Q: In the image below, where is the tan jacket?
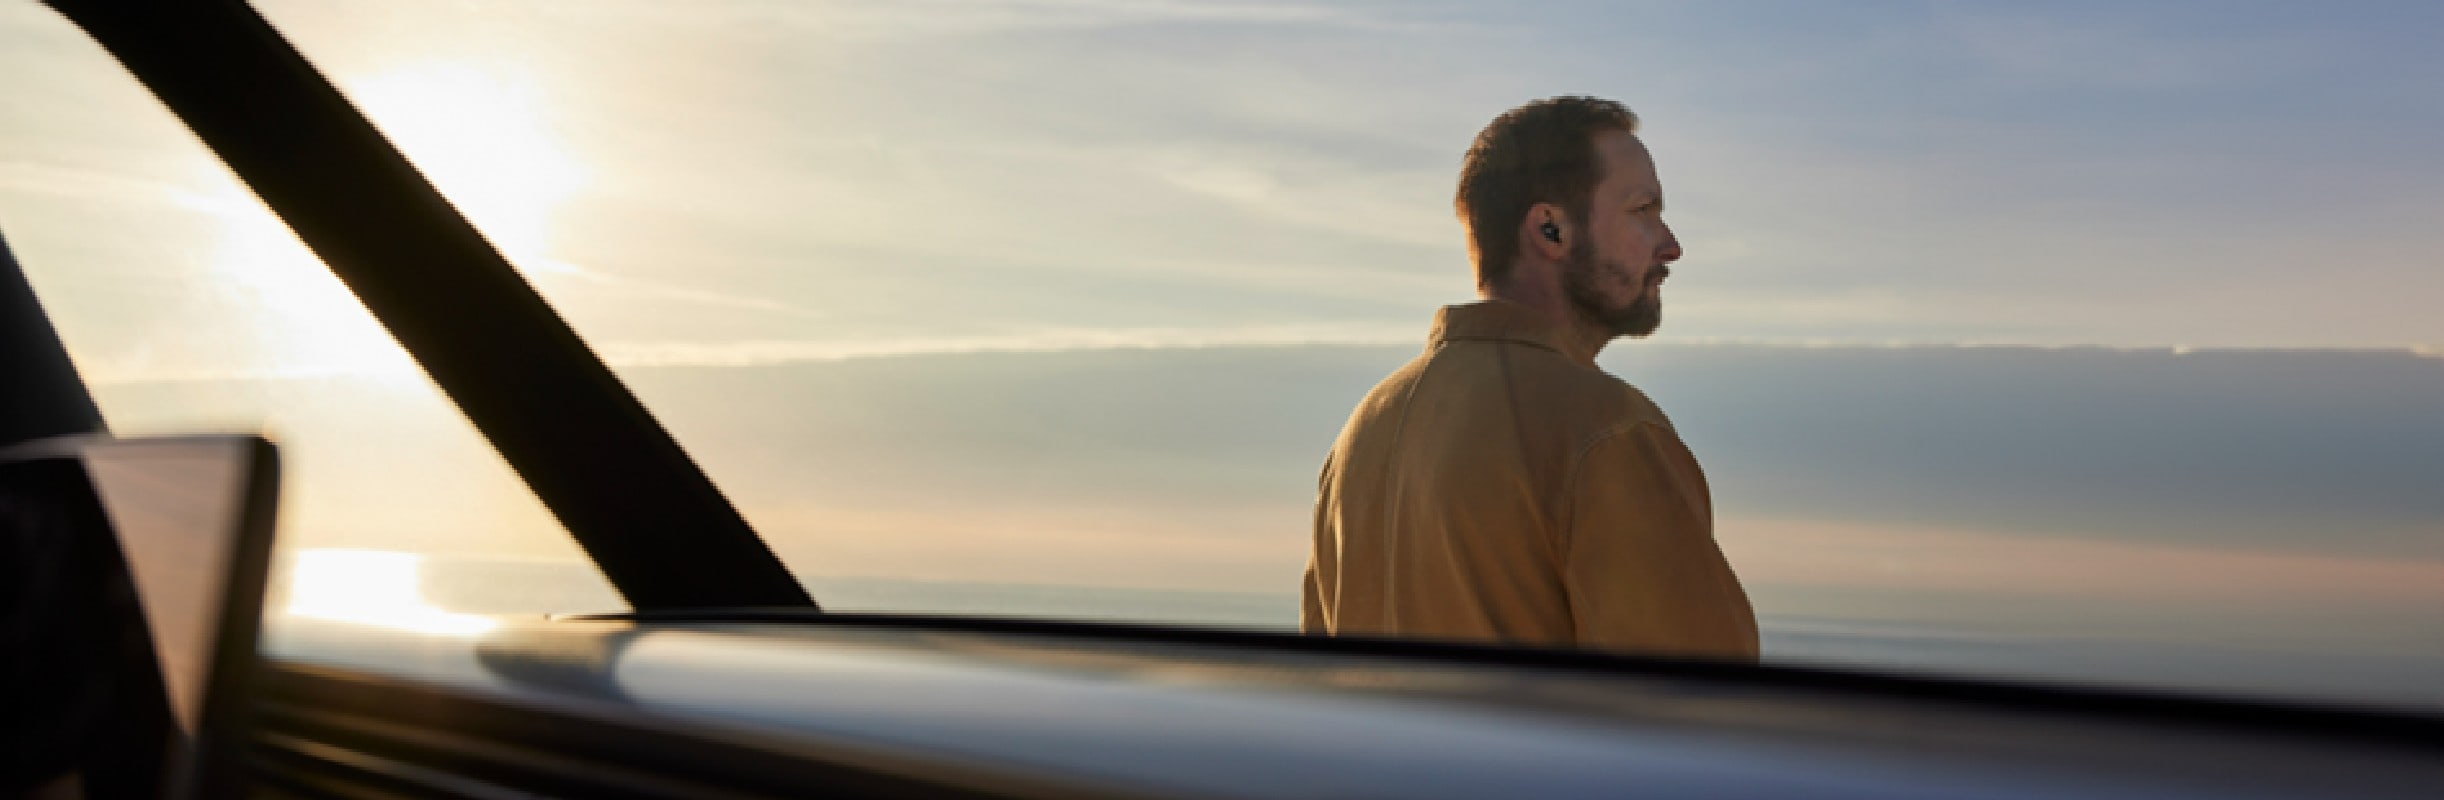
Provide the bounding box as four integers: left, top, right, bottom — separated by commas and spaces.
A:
1302, 300, 1758, 660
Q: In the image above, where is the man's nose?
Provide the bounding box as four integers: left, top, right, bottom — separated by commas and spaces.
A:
1658, 224, 1683, 263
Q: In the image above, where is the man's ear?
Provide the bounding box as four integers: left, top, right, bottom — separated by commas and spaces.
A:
1520, 202, 1569, 262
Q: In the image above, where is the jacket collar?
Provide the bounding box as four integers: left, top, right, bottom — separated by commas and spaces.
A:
1427, 299, 1591, 364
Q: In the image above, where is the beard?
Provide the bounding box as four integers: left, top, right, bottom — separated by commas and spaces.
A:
1561, 237, 1663, 338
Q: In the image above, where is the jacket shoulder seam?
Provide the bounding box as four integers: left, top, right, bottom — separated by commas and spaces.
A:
1555, 420, 1670, 553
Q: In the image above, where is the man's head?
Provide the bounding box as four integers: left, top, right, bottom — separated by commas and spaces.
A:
1456, 96, 1683, 338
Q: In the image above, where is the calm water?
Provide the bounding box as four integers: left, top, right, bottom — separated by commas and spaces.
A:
251, 343, 2443, 713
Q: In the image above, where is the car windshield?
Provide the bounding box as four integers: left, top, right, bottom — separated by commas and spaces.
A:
5, 1, 2438, 712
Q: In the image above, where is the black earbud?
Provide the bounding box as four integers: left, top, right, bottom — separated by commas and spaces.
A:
1539, 219, 1562, 243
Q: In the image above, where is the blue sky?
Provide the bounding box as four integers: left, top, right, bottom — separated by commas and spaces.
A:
6, 0, 2440, 385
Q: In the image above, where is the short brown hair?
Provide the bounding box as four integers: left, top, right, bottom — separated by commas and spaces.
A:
1454, 96, 1640, 287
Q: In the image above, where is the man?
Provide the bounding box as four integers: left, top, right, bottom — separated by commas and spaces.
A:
1300, 96, 1757, 661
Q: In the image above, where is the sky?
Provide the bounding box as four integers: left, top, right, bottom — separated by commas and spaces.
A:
10, 1, 2441, 373
1, 2, 2439, 703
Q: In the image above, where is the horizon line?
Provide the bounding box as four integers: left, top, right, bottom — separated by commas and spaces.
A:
75, 328, 2441, 385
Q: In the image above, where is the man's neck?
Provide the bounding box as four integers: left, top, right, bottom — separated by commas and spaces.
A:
1482, 280, 1611, 367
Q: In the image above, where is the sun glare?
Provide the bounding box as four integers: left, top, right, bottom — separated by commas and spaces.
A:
175, 60, 588, 382
284, 548, 497, 636
343, 61, 587, 273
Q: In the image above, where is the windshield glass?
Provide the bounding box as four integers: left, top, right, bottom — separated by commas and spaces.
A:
9, 1, 2437, 711
0, 2, 621, 627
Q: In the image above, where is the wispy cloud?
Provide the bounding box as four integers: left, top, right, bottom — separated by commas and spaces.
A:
596, 323, 1415, 368
74, 330, 2436, 385
593, 0, 1436, 41
74, 357, 421, 387
0, 160, 217, 207
1137, 144, 1453, 249
539, 261, 826, 318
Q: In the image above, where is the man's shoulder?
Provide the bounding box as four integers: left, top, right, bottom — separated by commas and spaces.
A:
1334, 339, 1676, 454
1496, 342, 1673, 431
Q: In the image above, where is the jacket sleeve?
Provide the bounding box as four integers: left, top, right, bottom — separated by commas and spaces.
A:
1301, 453, 1336, 635
1300, 563, 1326, 634
1561, 423, 1759, 661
